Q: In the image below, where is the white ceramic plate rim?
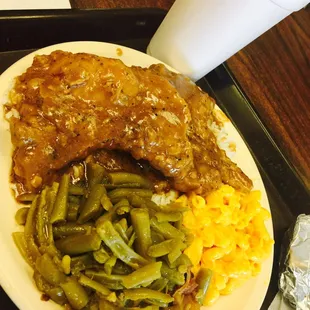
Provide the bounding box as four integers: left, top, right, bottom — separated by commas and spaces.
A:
0, 41, 274, 310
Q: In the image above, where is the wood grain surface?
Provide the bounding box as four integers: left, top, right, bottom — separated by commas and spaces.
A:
226, 8, 310, 188
70, 0, 174, 10
71, 0, 310, 188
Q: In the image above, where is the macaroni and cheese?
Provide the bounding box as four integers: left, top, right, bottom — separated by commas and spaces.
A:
181, 185, 273, 306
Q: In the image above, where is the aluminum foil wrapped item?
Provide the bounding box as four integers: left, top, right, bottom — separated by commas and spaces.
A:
269, 214, 310, 310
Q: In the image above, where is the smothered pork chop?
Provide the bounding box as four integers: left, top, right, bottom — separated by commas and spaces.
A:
5, 51, 252, 195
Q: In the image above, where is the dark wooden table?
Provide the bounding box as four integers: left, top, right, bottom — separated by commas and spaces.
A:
71, 0, 310, 189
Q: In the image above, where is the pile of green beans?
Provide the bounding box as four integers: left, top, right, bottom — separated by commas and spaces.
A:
13, 162, 212, 309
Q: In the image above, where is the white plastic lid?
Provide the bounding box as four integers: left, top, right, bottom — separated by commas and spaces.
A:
271, 0, 309, 11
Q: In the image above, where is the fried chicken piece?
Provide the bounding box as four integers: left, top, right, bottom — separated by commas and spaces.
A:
6, 51, 252, 194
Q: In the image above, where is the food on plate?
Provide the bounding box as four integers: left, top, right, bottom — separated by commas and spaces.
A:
182, 186, 273, 305
13, 163, 211, 310
4, 50, 273, 309
5, 50, 252, 198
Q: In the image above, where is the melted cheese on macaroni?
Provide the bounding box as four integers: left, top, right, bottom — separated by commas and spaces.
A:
181, 185, 273, 306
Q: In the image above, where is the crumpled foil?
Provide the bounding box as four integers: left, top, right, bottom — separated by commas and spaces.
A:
277, 214, 310, 310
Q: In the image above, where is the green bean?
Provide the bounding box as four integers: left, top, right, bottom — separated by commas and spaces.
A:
126, 307, 159, 310
55, 231, 101, 255
167, 239, 186, 264
126, 226, 134, 239
114, 199, 130, 215
105, 183, 142, 190
118, 218, 128, 231
79, 274, 111, 296
44, 186, 57, 246
86, 272, 123, 287
195, 268, 213, 305
150, 231, 165, 245
24, 197, 38, 236
166, 281, 176, 293
93, 246, 110, 264
130, 208, 153, 259
53, 223, 92, 239
147, 240, 173, 258
17, 193, 36, 202
174, 214, 183, 230
78, 184, 106, 224
127, 232, 136, 248
128, 195, 156, 209
71, 254, 95, 274
24, 196, 41, 266
13, 160, 197, 309
87, 162, 107, 189
161, 262, 185, 286
122, 288, 174, 304
116, 206, 131, 215
96, 198, 120, 227
150, 218, 185, 240
35, 253, 66, 285
46, 287, 67, 305
108, 188, 152, 204
98, 299, 119, 310
50, 174, 70, 224
96, 220, 148, 269
15, 207, 29, 225
114, 222, 129, 243
156, 201, 189, 213
112, 261, 133, 275
149, 278, 169, 292
60, 277, 89, 310
71, 253, 93, 265
122, 262, 162, 289
36, 188, 49, 246
101, 193, 113, 211
39, 244, 62, 261
168, 254, 192, 269
67, 203, 80, 222
108, 172, 152, 189
155, 212, 182, 223
130, 196, 188, 213
184, 232, 195, 247
69, 185, 85, 195
178, 265, 188, 274
46, 224, 54, 247
47, 182, 60, 216
85, 270, 124, 290
168, 249, 182, 265
69, 196, 80, 204
12, 232, 32, 266
33, 271, 53, 292
145, 299, 169, 308
104, 255, 117, 275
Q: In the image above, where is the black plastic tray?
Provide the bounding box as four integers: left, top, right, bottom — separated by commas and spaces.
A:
0, 9, 309, 310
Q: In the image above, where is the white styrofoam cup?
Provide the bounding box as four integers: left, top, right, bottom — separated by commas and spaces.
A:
147, 0, 308, 81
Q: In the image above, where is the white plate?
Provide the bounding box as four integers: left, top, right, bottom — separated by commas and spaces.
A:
0, 41, 274, 310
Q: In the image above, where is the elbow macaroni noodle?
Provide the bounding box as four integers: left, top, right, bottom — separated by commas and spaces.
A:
180, 185, 273, 306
